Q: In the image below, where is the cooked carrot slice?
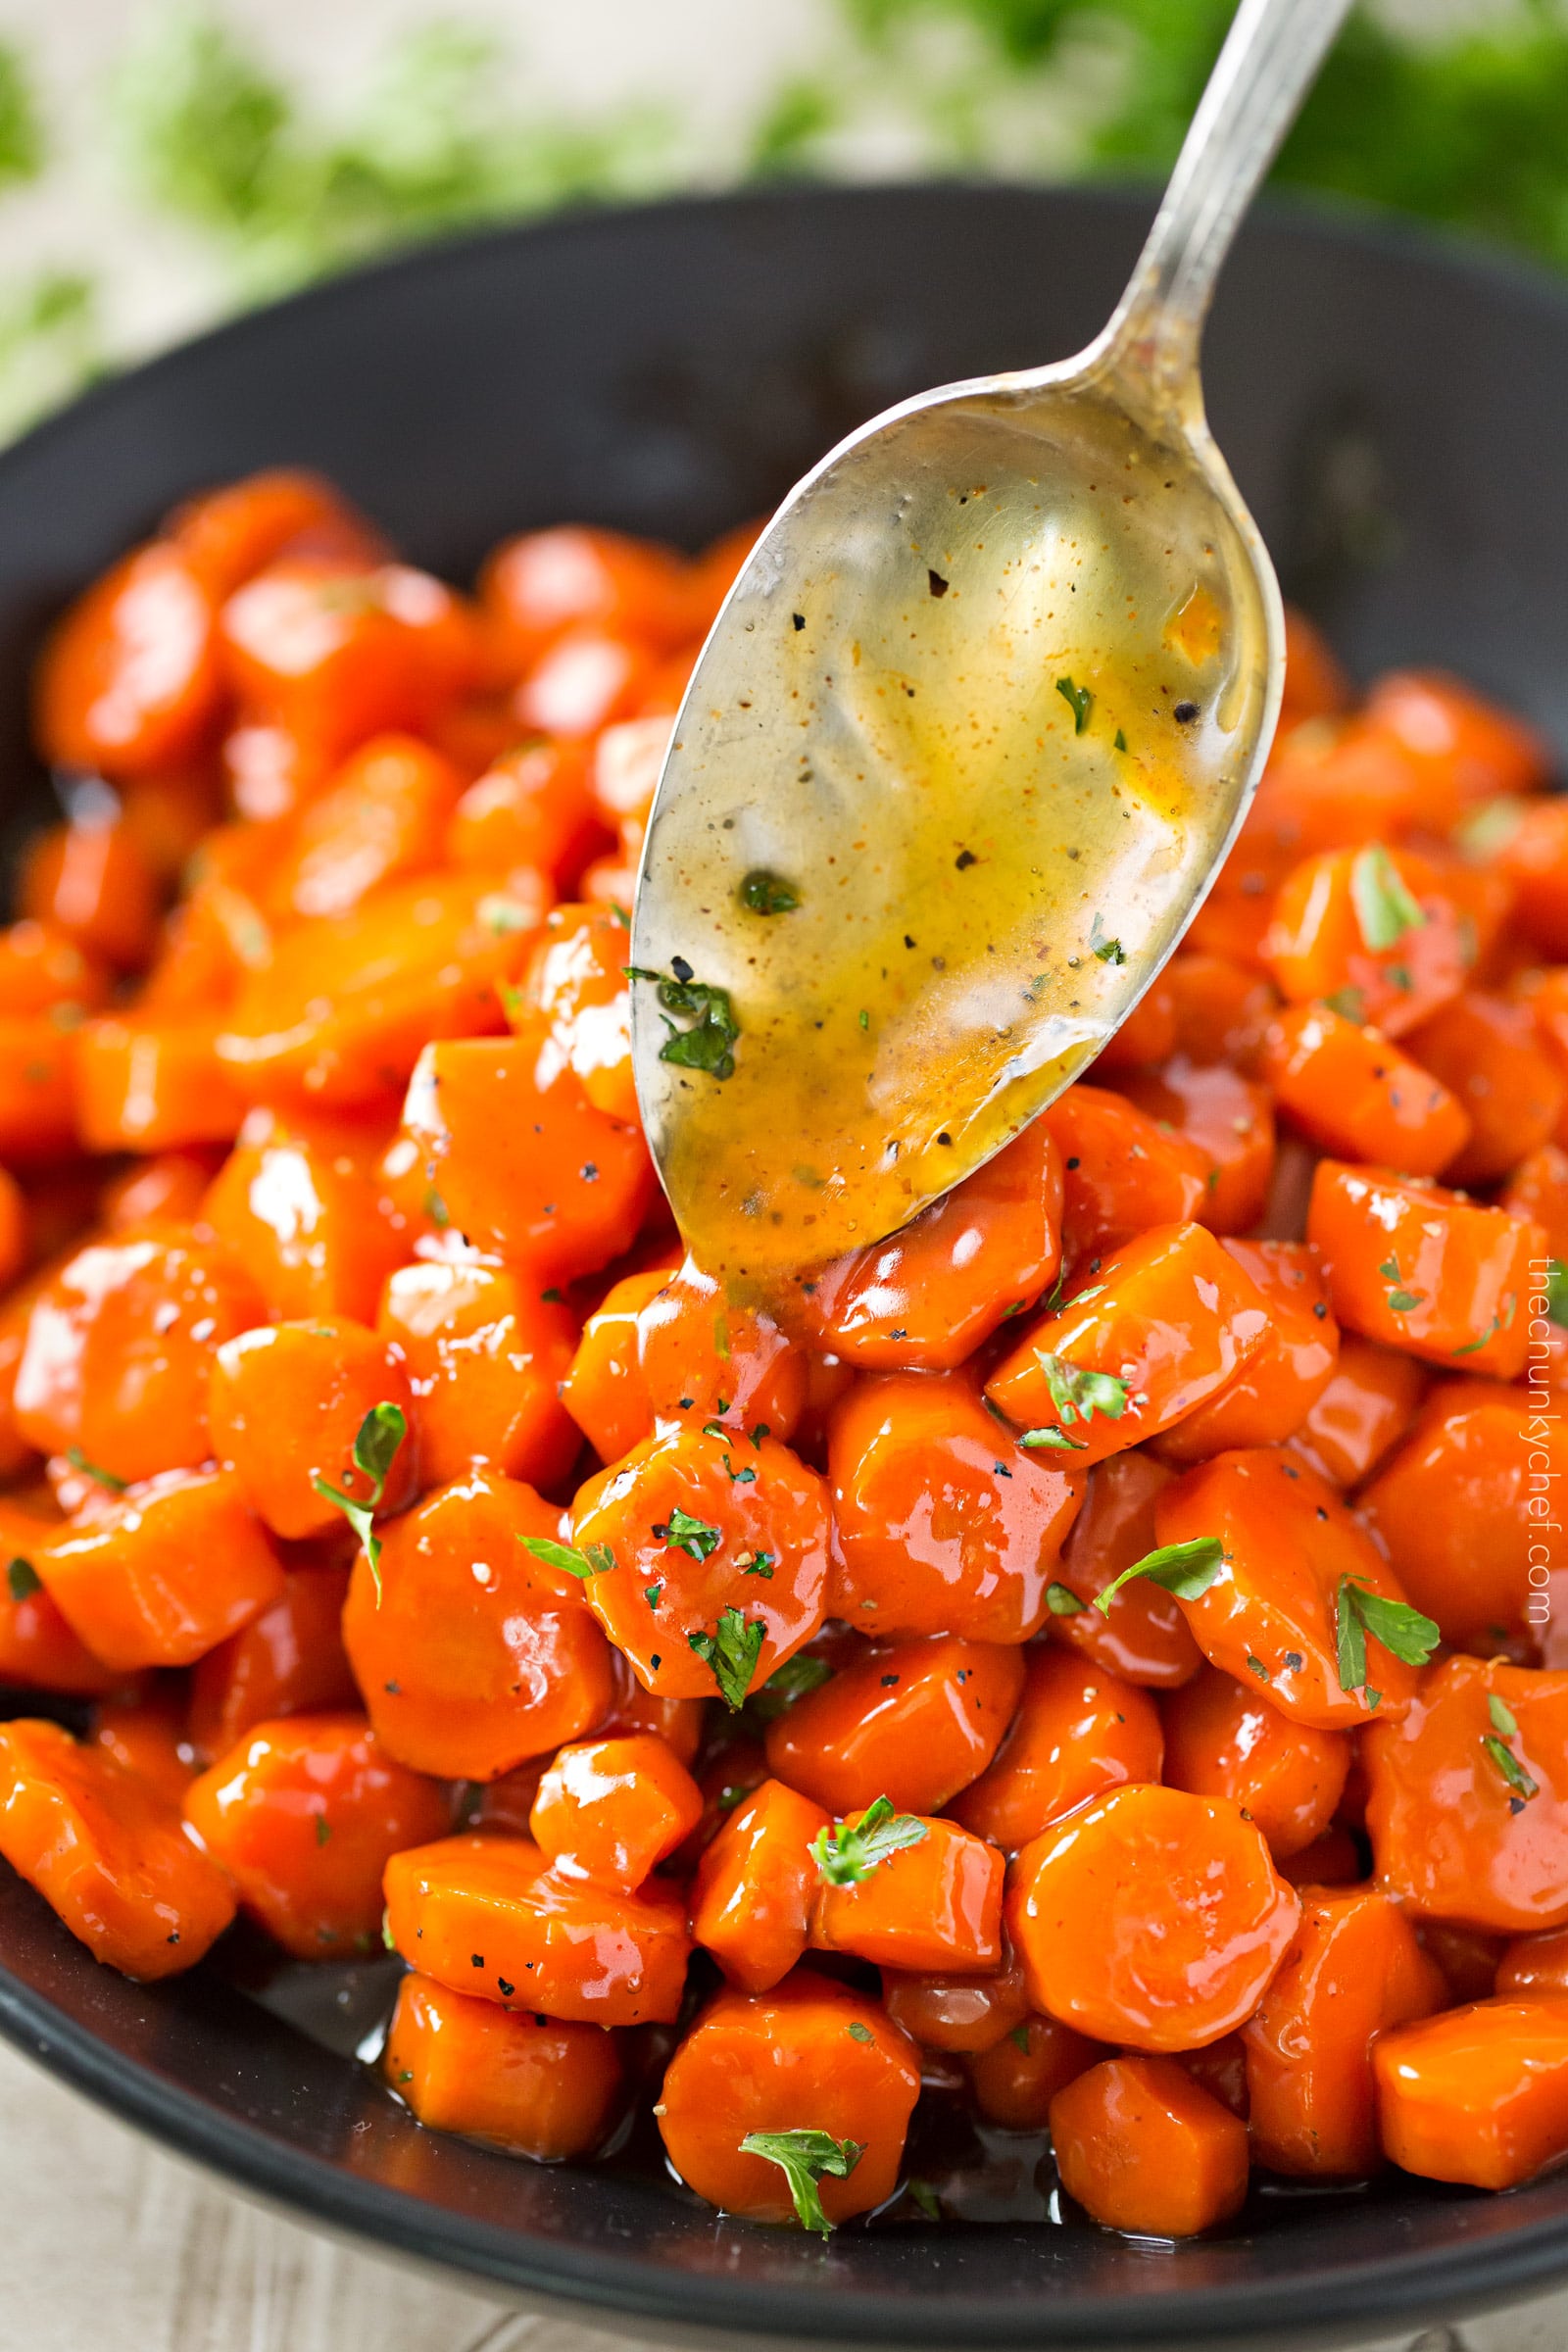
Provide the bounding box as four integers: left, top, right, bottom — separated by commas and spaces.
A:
385, 1971, 622, 2157
1286, 1333, 1429, 1488
1164, 952, 1276, 1069
1497, 1927, 1568, 1998
383, 1832, 691, 2023
203, 1107, 408, 1325
446, 740, 606, 895
510, 900, 640, 1125
529, 1734, 702, 1892
966, 2012, 1103, 2127
1501, 1141, 1568, 1260
0, 917, 110, 1018
637, 1252, 806, 1440
1242, 1886, 1446, 2176
690, 1777, 830, 1992
87, 1681, 198, 1809
185, 1711, 450, 1959
377, 1259, 578, 1491
1152, 1238, 1339, 1464
1365, 668, 1550, 811
1007, 1784, 1298, 2051
34, 542, 222, 780
75, 1014, 248, 1152
1048, 1451, 1202, 1690
950, 1647, 1162, 1851
1162, 1666, 1349, 1859
592, 1645, 703, 1765
765, 1635, 1023, 1817
268, 733, 466, 922
559, 1266, 667, 1465
1498, 798, 1568, 959
812, 1810, 1003, 1973
1262, 845, 1469, 1037
0, 1015, 80, 1164
21, 817, 163, 972
0, 1503, 114, 1696
0, 1717, 234, 1977
208, 1318, 417, 1543
1365, 1656, 1568, 1935
481, 526, 693, 672
882, 1942, 1031, 2055
1261, 1002, 1472, 1175
828, 1369, 1086, 1641
1039, 1084, 1209, 1258
1117, 1056, 1275, 1234
342, 1469, 613, 1781
1306, 1159, 1543, 1378
1051, 2055, 1250, 2236
170, 468, 381, 598
1375, 1999, 1568, 2190
38, 1465, 284, 1672
1403, 989, 1565, 1186
188, 1562, 357, 1759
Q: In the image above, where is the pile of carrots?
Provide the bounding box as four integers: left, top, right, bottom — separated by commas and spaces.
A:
0, 465, 1560, 2240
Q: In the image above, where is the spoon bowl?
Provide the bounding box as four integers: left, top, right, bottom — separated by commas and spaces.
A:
631, 0, 1349, 1281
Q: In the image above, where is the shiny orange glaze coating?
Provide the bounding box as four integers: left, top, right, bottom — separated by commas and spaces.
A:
1365, 1657, 1568, 1934
377, 1258, 578, 1491
35, 542, 222, 780
384, 1971, 623, 2158
383, 1832, 691, 2024
1501, 1140, 1568, 1260
560, 1266, 667, 1466
986, 1223, 1269, 1464
266, 734, 466, 923
1242, 1887, 1446, 2175
690, 1776, 829, 1992
447, 741, 605, 895
657, 1971, 920, 2225
1374, 2000, 1568, 2189
1118, 1056, 1275, 1235
812, 1810, 1004, 1973
511, 902, 640, 1125
951, 1647, 1162, 1851
765, 1635, 1024, 1817
1007, 1784, 1299, 2051
1306, 1159, 1542, 1379
87, 1681, 199, 1809
38, 1466, 284, 1672
1162, 1667, 1350, 1858
828, 1371, 1085, 1642
1051, 2055, 1250, 2236
202, 1109, 408, 1325
208, 1317, 416, 1542
965, 2011, 1103, 2126
571, 1423, 830, 1702
882, 1942, 1031, 2055
0, 1718, 234, 1977
1155, 1447, 1423, 1729
1286, 1333, 1429, 1489
1497, 1927, 1568, 1999
185, 1711, 450, 1958
1050, 1451, 1202, 1689
637, 1253, 806, 1440
189, 1563, 357, 1758
1261, 847, 1469, 1038
343, 1470, 613, 1781
1261, 1002, 1472, 1176
1039, 1085, 1209, 1259
528, 1734, 702, 1892
1403, 991, 1564, 1186
799, 1119, 1063, 1372
1152, 1239, 1339, 1464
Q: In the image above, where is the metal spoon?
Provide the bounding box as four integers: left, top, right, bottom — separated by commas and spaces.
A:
630, 0, 1351, 1283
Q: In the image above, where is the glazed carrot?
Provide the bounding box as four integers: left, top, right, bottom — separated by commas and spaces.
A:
1279, 608, 1351, 730
1051, 2056, 1249, 2236
203, 1108, 407, 1325
185, 1712, 450, 1959
1374, 2000, 1568, 2190
1154, 1446, 1429, 1729
828, 1370, 1086, 1641
800, 1118, 1063, 1371
570, 1423, 830, 1704
0, 1511, 115, 1696
384, 1972, 622, 2158
86, 1681, 198, 1809
965, 2013, 1102, 2127
1261, 1002, 1471, 1175
188, 1563, 357, 1758
637, 1253, 806, 1440
1007, 1784, 1298, 2051
1364, 668, 1550, 812
882, 1942, 1031, 2055
690, 1777, 830, 1992
812, 1807, 1003, 1973
377, 1259, 578, 1491
446, 740, 606, 895
1501, 1141, 1568, 1260
0, 1717, 234, 1977
208, 1318, 417, 1543
764, 1635, 1023, 1816
1497, 1927, 1568, 1999
950, 1647, 1162, 1851
35, 542, 222, 779
985, 1222, 1269, 1465
510, 901, 640, 1125
1116, 1056, 1275, 1234
1039, 1085, 1209, 1258
1364, 1656, 1568, 1934
1261, 845, 1468, 1037
1359, 1380, 1563, 1649
480, 526, 693, 672
74, 1014, 248, 1153
1162, 1667, 1349, 1858
559, 1266, 667, 1465
0, 917, 110, 1019
657, 1973, 920, 2230
1404, 989, 1564, 1186
342, 1470, 613, 1781
1306, 1159, 1543, 1379
396, 1026, 656, 1284
528, 1734, 702, 1891
514, 630, 657, 740
13, 1222, 262, 1484
383, 1833, 691, 2023
1151, 1239, 1339, 1464
0, 1015, 80, 1164
1242, 1886, 1446, 2176
1496, 798, 1568, 958
1049, 1451, 1202, 1690
268, 734, 466, 922
20, 817, 163, 971
37, 1466, 284, 1672
1276, 1828, 1363, 1888
1164, 953, 1276, 1070
1091, 970, 1178, 1074
592, 1646, 705, 1767
1286, 1333, 1429, 1488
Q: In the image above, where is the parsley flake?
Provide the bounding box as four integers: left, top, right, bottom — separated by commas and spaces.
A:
1095, 1536, 1225, 1616
5, 1556, 39, 1602
740, 869, 800, 916
1055, 674, 1093, 734
1045, 1580, 1086, 1615
744, 1651, 833, 1724
312, 1403, 407, 1600
688, 1605, 765, 1710
654, 1506, 721, 1562
1089, 912, 1125, 965
522, 1535, 615, 1582
1546, 1261, 1568, 1326
1483, 1730, 1540, 1803
1350, 845, 1426, 954
625, 964, 740, 1079
811, 1795, 928, 1887
1039, 1354, 1129, 1430
739, 2129, 863, 2237
1334, 1577, 1440, 1699
65, 1446, 126, 1493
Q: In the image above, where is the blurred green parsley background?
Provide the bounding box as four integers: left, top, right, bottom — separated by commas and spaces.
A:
5, 0, 1568, 437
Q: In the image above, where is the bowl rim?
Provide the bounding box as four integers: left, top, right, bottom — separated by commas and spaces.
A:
2, 174, 1568, 2347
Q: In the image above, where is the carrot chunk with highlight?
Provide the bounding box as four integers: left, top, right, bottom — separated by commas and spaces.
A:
765, 1634, 1024, 1817
691, 1777, 830, 1992
966, 2011, 1102, 2126
1287, 1333, 1430, 1488
189, 1562, 357, 1758
208, 1318, 416, 1543
637, 1252, 806, 1440
1262, 845, 1468, 1037
1049, 1451, 1202, 1690
812, 1809, 1003, 1973
385, 1971, 622, 2158
203, 1109, 407, 1325
560, 1266, 666, 1465
1262, 1002, 1471, 1176
35, 542, 221, 779
1404, 990, 1564, 1186
1151, 1239, 1339, 1464
38, 1466, 284, 1672
951, 1647, 1162, 1851
1375, 1999, 1568, 2189
882, 1943, 1031, 2055
1039, 1084, 1209, 1258
1162, 1667, 1349, 1858
378, 1258, 578, 1491
1051, 2055, 1249, 2236
529, 1734, 702, 1891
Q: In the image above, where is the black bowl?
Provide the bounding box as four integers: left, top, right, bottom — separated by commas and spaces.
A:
0, 183, 1562, 2350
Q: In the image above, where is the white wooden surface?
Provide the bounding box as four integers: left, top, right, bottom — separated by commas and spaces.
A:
7, 2028, 1568, 2352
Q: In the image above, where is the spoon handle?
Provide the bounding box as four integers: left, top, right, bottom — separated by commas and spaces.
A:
1105, 0, 1353, 398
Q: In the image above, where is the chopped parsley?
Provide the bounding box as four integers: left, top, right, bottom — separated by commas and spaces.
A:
1089, 913, 1125, 965
906, 2178, 942, 2222
811, 1795, 928, 1887
1095, 1536, 1225, 1616
1055, 674, 1093, 733
1378, 1255, 1426, 1315
1334, 1576, 1440, 1701
521, 1535, 616, 1581
1045, 1580, 1086, 1615
1350, 845, 1426, 954
1483, 1690, 1540, 1802
1546, 1261, 1568, 1326
5, 1556, 39, 1601
847, 2021, 874, 2043
744, 1651, 834, 1724
1019, 1426, 1087, 1451
687, 1605, 765, 1710
654, 1506, 721, 1562
65, 1446, 126, 1493
739, 2129, 863, 2237
1038, 1354, 1129, 1431
739, 869, 800, 915
625, 963, 739, 1079
311, 1403, 407, 1598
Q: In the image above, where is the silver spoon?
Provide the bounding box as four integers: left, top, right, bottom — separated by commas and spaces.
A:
630, 0, 1351, 1284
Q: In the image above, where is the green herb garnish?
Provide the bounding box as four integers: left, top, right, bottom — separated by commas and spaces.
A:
1089, 913, 1125, 965
1546, 1261, 1568, 1327
65, 1446, 126, 1493
1350, 845, 1426, 953
1095, 1536, 1225, 1616
739, 2129, 863, 2237
1055, 674, 1093, 733
1334, 1576, 1440, 1699
1039, 1354, 1129, 1430
740, 869, 800, 915
5, 1556, 39, 1602
1045, 1580, 1086, 1615
522, 1535, 615, 1582
811, 1794, 928, 1887
311, 1402, 407, 1598
654, 1506, 721, 1562
687, 1605, 765, 1710
626, 963, 740, 1079
744, 1651, 834, 1723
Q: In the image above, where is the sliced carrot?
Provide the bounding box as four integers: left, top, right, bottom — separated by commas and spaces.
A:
34, 542, 221, 779
203, 1107, 408, 1326
882, 1943, 1031, 2055
529, 1734, 702, 1892
764, 1635, 1025, 1816
38, 1466, 284, 1672
1116, 1056, 1275, 1234
637, 1252, 806, 1440
188, 1562, 357, 1759
377, 1258, 578, 1491
1287, 1333, 1430, 1488
446, 740, 606, 895
1261, 845, 1469, 1038
966, 2011, 1102, 2126
950, 1646, 1162, 1851
1162, 1666, 1350, 1859
559, 1266, 667, 1465
1039, 1084, 1209, 1259
1048, 1451, 1202, 1689
384, 1972, 622, 2157
1374, 1999, 1568, 2190
690, 1777, 830, 1992
1261, 1002, 1471, 1175
1152, 1239, 1339, 1464
1051, 2055, 1249, 2236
